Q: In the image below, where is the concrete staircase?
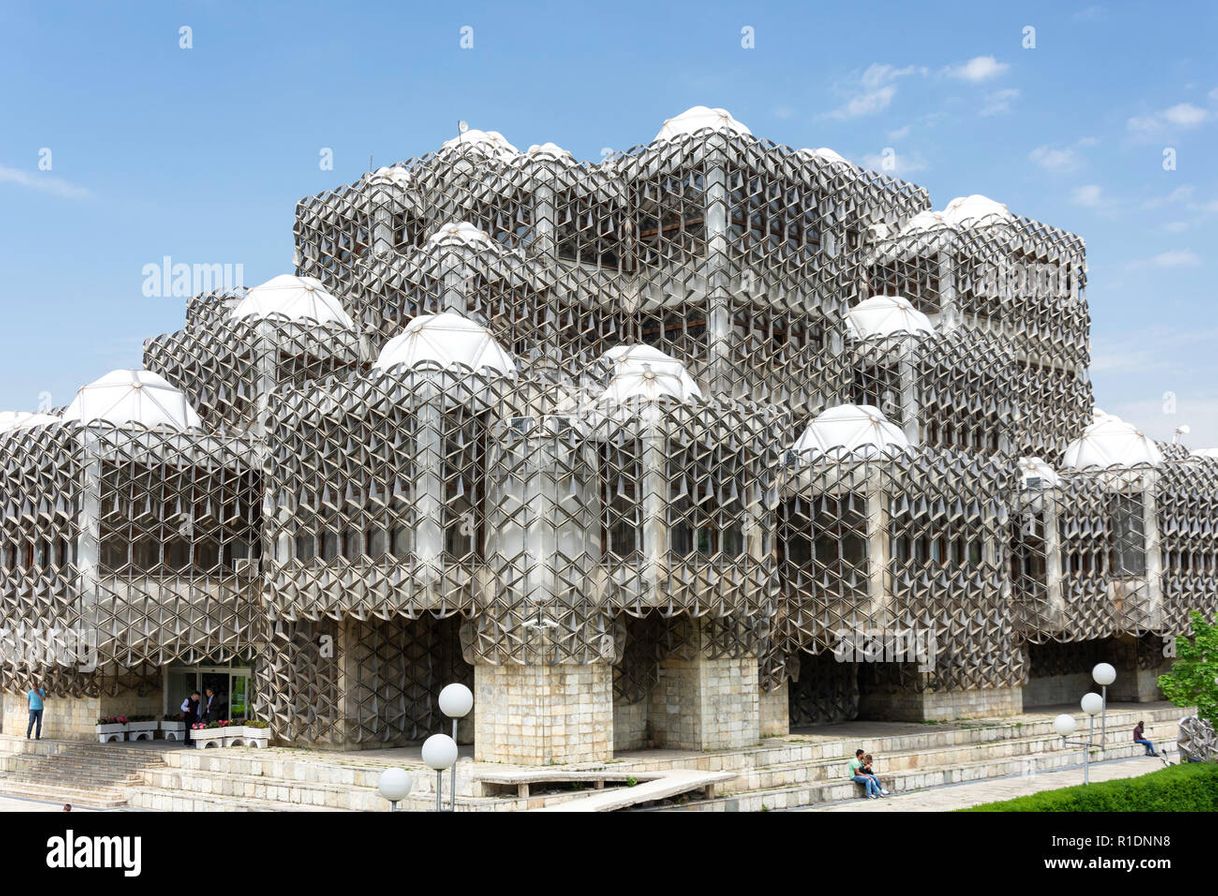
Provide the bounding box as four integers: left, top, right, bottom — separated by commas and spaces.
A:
6, 703, 1187, 812
640, 704, 1185, 811
0, 735, 170, 808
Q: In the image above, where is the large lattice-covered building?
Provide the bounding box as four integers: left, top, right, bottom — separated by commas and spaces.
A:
2, 107, 1215, 763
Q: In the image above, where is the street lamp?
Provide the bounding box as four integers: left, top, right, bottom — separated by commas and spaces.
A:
1092, 662, 1116, 745
376, 767, 415, 812
438, 683, 473, 813
421, 733, 459, 813
1080, 692, 1104, 785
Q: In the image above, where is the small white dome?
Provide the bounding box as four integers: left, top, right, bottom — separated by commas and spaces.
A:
798, 147, 850, 166
1190, 448, 1218, 461
847, 295, 934, 339
526, 142, 574, 161
231, 275, 354, 328
62, 370, 202, 431
1018, 456, 1062, 489
1062, 413, 1163, 470
365, 165, 415, 188
596, 345, 702, 405
0, 411, 60, 434
793, 404, 911, 461
425, 221, 498, 249
374, 313, 516, 375
654, 106, 751, 142
439, 129, 519, 160
901, 194, 1014, 233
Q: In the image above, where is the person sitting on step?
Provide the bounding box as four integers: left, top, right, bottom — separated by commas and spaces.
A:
849, 748, 882, 799
1133, 720, 1158, 757
861, 753, 891, 796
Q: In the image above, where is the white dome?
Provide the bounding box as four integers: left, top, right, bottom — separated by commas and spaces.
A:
798, 147, 851, 166
439, 129, 519, 160
654, 106, 751, 142
526, 142, 574, 161
62, 370, 202, 431
425, 221, 498, 249
901, 194, 1014, 233
847, 295, 935, 339
1018, 456, 1062, 489
374, 313, 516, 375
793, 404, 912, 460
1190, 448, 1218, 460
365, 165, 415, 188
231, 275, 354, 328
0, 411, 60, 433
1062, 413, 1163, 469
596, 345, 702, 405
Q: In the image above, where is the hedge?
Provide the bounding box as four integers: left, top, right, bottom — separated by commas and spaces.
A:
962, 762, 1218, 812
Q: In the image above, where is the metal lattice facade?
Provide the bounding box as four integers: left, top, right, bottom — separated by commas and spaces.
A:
2, 107, 1216, 755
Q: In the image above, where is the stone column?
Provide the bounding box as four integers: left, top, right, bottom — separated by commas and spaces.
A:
648, 620, 760, 751
473, 663, 613, 764
705, 162, 732, 394
759, 680, 790, 738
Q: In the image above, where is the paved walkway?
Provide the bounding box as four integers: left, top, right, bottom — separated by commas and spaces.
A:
801, 755, 1168, 811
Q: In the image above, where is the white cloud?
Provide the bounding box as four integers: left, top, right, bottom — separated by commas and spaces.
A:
1029, 145, 1079, 172
980, 88, 1020, 116
0, 163, 91, 199
1127, 101, 1211, 134
1163, 102, 1209, 127
946, 56, 1009, 82
886, 124, 911, 140
1070, 184, 1104, 207
827, 63, 926, 120
1148, 249, 1201, 268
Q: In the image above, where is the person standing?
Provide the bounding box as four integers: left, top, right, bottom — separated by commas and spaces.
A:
26, 684, 47, 739
181, 691, 201, 744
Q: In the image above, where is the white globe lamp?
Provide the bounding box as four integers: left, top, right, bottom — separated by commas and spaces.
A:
377, 767, 415, 811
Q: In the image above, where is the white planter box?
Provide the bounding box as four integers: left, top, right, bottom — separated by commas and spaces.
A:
95, 723, 127, 744
228, 726, 270, 748
160, 721, 186, 741
191, 728, 225, 749
127, 721, 159, 742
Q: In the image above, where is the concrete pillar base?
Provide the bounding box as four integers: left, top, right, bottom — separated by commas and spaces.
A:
759, 680, 790, 737
650, 652, 759, 751
860, 685, 1022, 722
474, 663, 612, 764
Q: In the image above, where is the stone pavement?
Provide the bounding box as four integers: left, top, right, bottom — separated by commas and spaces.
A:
801, 755, 1168, 811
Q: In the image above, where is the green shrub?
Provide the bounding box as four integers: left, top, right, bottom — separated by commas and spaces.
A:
963, 762, 1218, 812
1159, 611, 1218, 725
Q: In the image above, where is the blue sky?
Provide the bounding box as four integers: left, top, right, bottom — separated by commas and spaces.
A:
1, 1, 1216, 445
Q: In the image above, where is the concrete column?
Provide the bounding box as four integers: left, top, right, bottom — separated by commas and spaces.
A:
473, 662, 613, 764
897, 347, 919, 445
648, 621, 760, 751
936, 245, 957, 329
1142, 473, 1164, 632
759, 680, 790, 737
414, 392, 444, 577
642, 431, 668, 596
866, 477, 890, 621
1044, 498, 1065, 625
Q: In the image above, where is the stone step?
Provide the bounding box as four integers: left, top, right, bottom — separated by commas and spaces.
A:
661, 737, 1180, 812
125, 787, 343, 813
0, 779, 130, 809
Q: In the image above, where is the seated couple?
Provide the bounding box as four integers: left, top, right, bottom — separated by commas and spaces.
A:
848, 749, 890, 799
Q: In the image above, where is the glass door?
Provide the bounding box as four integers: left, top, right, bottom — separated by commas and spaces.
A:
228, 671, 250, 721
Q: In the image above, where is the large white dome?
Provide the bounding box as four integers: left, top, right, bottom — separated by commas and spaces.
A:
654, 106, 751, 142
374, 313, 516, 375
0, 411, 60, 433
847, 295, 935, 339
596, 345, 702, 404
1061, 413, 1163, 469
902, 194, 1015, 233
793, 404, 911, 460
62, 370, 202, 431
230, 275, 354, 328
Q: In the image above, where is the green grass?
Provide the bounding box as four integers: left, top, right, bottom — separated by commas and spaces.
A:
962, 762, 1218, 812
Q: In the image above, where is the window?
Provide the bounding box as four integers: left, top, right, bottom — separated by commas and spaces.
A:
1108, 494, 1147, 576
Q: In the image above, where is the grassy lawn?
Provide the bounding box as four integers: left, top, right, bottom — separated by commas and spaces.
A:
962, 762, 1218, 812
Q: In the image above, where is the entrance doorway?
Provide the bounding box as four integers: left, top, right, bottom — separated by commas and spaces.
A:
165, 663, 253, 721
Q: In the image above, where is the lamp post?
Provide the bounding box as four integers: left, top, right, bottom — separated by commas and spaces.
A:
1092, 663, 1116, 746
1080, 692, 1104, 785
438, 683, 473, 813
421, 733, 458, 812
376, 767, 415, 812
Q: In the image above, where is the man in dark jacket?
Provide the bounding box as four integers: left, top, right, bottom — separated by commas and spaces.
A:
202, 687, 227, 722
1133, 720, 1158, 756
